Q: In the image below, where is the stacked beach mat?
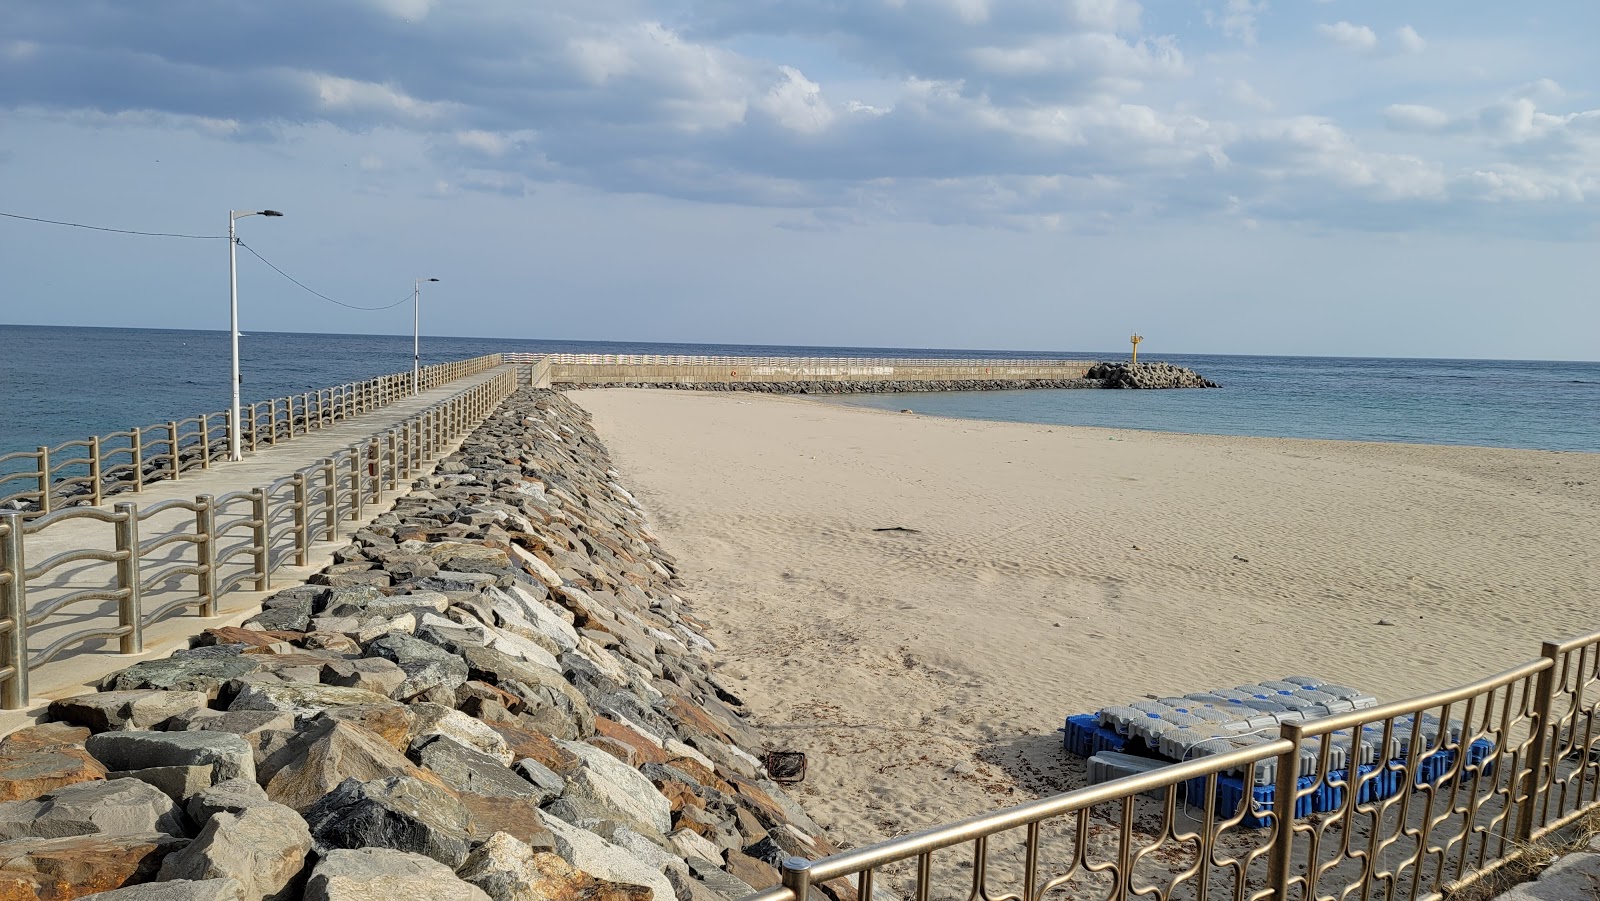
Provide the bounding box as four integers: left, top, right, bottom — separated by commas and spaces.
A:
1063, 677, 1495, 828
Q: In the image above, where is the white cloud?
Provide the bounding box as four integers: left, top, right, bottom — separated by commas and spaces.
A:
1318, 21, 1379, 54
1394, 25, 1426, 54
1384, 104, 1451, 132
758, 67, 835, 134
306, 74, 455, 121
1216, 0, 1269, 45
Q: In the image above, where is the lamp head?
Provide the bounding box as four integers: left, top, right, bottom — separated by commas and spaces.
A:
426, 278, 440, 282
260, 210, 284, 217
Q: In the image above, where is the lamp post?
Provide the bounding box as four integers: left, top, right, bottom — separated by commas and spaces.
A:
229, 209, 283, 462
413, 277, 439, 394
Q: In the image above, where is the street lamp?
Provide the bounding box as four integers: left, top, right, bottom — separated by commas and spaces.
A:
413, 277, 439, 394
229, 209, 283, 462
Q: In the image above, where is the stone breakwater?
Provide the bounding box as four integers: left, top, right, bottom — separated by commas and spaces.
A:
558, 378, 1102, 394
0, 389, 848, 901
1083, 362, 1219, 389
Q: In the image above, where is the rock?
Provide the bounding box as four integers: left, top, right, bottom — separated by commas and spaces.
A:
227, 682, 398, 718
669, 829, 723, 865
411, 705, 514, 765
488, 723, 581, 776
319, 658, 408, 697
48, 691, 211, 733
86, 731, 254, 784
78, 878, 248, 900
684, 858, 756, 901
260, 721, 432, 813
303, 848, 490, 901
107, 766, 215, 804
541, 814, 677, 901
552, 741, 672, 838
0, 832, 187, 899
509, 758, 565, 805
0, 778, 184, 841
320, 705, 415, 751
303, 776, 474, 868
186, 779, 272, 824
723, 851, 779, 890
100, 654, 265, 698
363, 634, 470, 698
456, 794, 556, 851
0, 731, 108, 801
459, 832, 654, 901
156, 802, 312, 901
409, 736, 538, 800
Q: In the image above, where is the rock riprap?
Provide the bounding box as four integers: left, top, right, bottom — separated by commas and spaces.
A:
1083, 361, 1220, 388
15, 389, 847, 901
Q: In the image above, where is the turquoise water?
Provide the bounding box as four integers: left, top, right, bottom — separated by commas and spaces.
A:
1, 326, 1596, 467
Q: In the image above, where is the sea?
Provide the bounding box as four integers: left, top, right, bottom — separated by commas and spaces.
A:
1, 325, 1596, 470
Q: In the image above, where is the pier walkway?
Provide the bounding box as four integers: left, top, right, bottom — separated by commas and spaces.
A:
1, 364, 519, 726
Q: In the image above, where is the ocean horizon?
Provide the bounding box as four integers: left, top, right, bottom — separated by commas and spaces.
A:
2, 323, 1596, 463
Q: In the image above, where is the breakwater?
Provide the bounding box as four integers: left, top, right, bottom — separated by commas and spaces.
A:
0, 388, 842, 901
514, 354, 1218, 394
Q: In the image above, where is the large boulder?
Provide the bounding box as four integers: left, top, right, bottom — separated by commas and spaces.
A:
79, 878, 247, 900
549, 741, 672, 838
227, 682, 398, 718
86, 731, 254, 784
48, 691, 211, 733
540, 814, 677, 901
302, 776, 475, 868
259, 721, 432, 813
409, 736, 538, 800
0, 724, 107, 801
156, 802, 312, 901
186, 779, 272, 824
458, 832, 653, 901
0, 778, 184, 841
0, 832, 187, 899
302, 848, 490, 901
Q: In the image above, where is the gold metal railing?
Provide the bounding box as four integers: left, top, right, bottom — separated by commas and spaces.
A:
0, 368, 519, 709
748, 631, 1600, 901
0, 353, 503, 514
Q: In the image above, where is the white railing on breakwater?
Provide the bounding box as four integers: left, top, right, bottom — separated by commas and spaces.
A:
0, 354, 504, 515
502, 353, 1098, 387
503, 353, 1091, 367
0, 367, 520, 709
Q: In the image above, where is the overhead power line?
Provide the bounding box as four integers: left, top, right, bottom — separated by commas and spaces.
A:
236, 241, 415, 311
0, 209, 227, 239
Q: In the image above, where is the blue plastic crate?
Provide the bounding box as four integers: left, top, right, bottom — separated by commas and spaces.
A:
1064, 714, 1129, 758
1185, 773, 1316, 829
1318, 762, 1405, 812
1412, 737, 1497, 786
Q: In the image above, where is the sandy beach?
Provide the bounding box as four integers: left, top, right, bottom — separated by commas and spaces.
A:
571, 388, 1600, 851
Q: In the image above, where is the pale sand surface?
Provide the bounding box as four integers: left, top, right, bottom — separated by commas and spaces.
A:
572, 388, 1600, 851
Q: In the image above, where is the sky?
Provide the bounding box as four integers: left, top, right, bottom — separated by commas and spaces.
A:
1, 1, 1597, 361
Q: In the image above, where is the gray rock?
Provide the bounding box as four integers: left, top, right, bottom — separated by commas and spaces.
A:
303, 776, 474, 868
363, 633, 470, 698
228, 681, 399, 718
552, 740, 672, 837
540, 811, 678, 901
80, 878, 247, 900
246, 607, 312, 632
459, 832, 654, 901
186, 778, 272, 824
409, 736, 537, 800
410, 704, 513, 764
108, 766, 215, 804
320, 658, 408, 697
157, 802, 312, 901
48, 690, 212, 732
510, 758, 565, 805
87, 730, 255, 784
260, 720, 421, 813
0, 777, 184, 841
360, 591, 451, 618
685, 857, 757, 901
100, 655, 265, 697
303, 848, 490, 901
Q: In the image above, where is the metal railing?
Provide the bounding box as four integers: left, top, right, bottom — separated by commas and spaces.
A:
0, 368, 519, 709
748, 628, 1600, 901
0, 354, 503, 514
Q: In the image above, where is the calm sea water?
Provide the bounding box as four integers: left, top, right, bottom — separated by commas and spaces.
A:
1, 326, 1595, 466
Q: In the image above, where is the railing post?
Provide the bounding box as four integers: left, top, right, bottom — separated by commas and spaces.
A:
251, 488, 269, 591
0, 512, 30, 709
112, 502, 143, 654
349, 449, 364, 522
267, 399, 278, 445
195, 494, 217, 617
167, 422, 181, 479
130, 427, 144, 493
35, 446, 50, 516
322, 458, 338, 541
1518, 646, 1562, 841
199, 414, 211, 470
248, 404, 260, 452
292, 473, 310, 567
1267, 725, 1303, 901
88, 436, 103, 506
386, 431, 399, 492
368, 441, 381, 505
781, 857, 813, 901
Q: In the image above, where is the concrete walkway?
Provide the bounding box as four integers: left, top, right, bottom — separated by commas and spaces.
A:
2, 365, 518, 729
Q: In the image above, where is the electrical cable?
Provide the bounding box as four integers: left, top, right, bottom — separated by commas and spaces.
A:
235, 241, 416, 311
0, 210, 227, 239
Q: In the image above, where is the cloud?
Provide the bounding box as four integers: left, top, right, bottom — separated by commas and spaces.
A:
1384, 104, 1451, 133
1211, 0, 1269, 46
1394, 25, 1426, 54
1317, 21, 1379, 54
